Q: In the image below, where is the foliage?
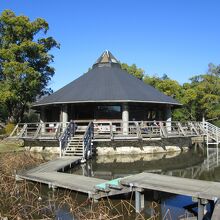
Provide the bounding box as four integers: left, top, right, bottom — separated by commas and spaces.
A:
0, 128, 5, 135
0, 103, 7, 121
0, 10, 59, 123
22, 109, 39, 123
4, 123, 15, 135
143, 63, 220, 122
120, 63, 144, 80
144, 74, 182, 99
187, 64, 220, 120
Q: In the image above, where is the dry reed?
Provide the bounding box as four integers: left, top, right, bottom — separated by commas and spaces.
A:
0, 152, 174, 220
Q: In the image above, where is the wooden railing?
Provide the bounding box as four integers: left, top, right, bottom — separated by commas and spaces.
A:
9, 122, 68, 139
82, 121, 94, 162
93, 120, 207, 140
9, 120, 208, 142
59, 121, 75, 157
203, 121, 220, 145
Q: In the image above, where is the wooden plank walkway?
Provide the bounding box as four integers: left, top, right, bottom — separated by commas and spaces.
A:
120, 172, 220, 218
17, 157, 130, 198
120, 172, 220, 201
17, 157, 220, 218
17, 157, 106, 196
23, 156, 81, 173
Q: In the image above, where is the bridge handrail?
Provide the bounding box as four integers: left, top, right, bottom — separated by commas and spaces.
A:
82, 121, 94, 161
203, 121, 220, 144
59, 121, 75, 157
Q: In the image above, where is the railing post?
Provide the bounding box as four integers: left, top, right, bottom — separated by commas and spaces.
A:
177, 122, 186, 136
33, 123, 41, 139
19, 124, 27, 138
81, 141, 86, 163
59, 140, 62, 157
206, 122, 209, 146
10, 124, 19, 137
135, 122, 142, 139
110, 122, 113, 140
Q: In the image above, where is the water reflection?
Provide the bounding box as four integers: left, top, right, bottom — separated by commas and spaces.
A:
33, 144, 220, 219
69, 145, 220, 183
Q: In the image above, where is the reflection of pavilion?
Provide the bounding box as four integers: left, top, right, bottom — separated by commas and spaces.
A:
77, 148, 204, 179
77, 145, 220, 181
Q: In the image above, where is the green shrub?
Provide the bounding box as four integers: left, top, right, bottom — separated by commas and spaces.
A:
0, 128, 6, 135
5, 123, 15, 135
214, 120, 220, 127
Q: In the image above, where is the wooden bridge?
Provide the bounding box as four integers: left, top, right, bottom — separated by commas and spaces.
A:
16, 153, 220, 219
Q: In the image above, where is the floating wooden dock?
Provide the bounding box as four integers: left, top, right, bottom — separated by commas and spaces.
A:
16, 156, 220, 219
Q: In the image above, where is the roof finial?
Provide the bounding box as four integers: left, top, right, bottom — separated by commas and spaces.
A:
93, 50, 119, 68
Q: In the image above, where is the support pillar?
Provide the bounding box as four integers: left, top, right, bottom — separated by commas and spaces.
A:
40, 107, 46, 133
192, 197, 207, 220
61, 104, 68, 129
135, 190, 144, 213
122, 103, 129, 135
153, 191, 159, 201
198, 199, 205, 220
165, 106, 172, 133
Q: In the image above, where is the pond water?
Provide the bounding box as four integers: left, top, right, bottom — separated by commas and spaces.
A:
64, 144, 220, 219
2, 145, 219, 219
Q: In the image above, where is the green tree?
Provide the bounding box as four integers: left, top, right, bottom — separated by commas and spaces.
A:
143, 74, 182, 99
120, 63, 144, 80
143, 74, 185, 120
143, 74, 160, 87
0, 10, 59, 122
189, 63, 220, 121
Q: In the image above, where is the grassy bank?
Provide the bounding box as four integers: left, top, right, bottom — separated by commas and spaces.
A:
0, 139, 24, 153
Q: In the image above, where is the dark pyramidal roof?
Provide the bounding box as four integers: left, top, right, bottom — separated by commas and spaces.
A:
33, 51, 181, 107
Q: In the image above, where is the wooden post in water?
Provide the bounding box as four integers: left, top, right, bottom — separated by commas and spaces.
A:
193, 197, 207, 220
198, 198, 205, 220
135, 189, 144, 213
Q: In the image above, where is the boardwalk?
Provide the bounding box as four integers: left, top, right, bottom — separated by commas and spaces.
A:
121, 172, 220, 201
17, 157, 130, 198
120, 172, 220, 219
17, 157, 105, 195
17, 156, 220, 219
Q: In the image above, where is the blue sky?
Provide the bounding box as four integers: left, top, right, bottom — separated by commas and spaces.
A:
1, 0, 220, 91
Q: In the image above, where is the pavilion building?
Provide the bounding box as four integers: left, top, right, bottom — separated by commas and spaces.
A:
33, 51, 181, 133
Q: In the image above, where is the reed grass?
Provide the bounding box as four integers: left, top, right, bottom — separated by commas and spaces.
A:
0, 152, 192, 220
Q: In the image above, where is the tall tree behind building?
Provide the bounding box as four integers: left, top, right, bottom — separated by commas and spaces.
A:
0, 10, 59, 122
120, 63, 144, 80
